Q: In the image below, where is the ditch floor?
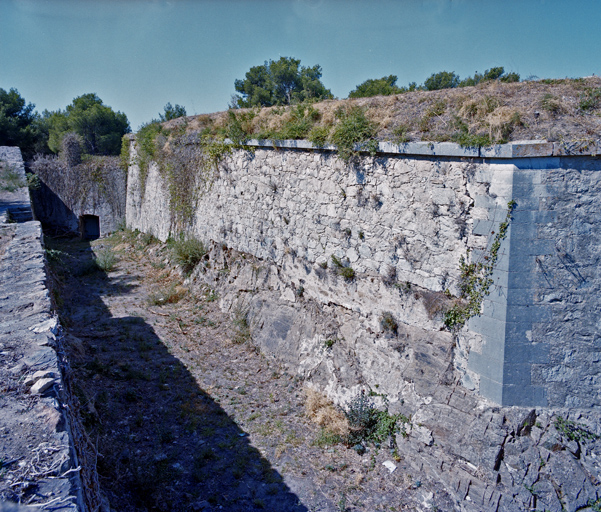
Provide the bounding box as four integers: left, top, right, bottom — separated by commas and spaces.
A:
45, 231, 432, 512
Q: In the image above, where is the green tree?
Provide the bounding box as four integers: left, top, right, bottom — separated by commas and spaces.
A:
159, 103, 187, 121
0, 87, 45, 159
459, 67, 520, 87
424, 71, 460, 91
233, 57, 333, 108
348, 75, 403, 98
47, 93, 130, 155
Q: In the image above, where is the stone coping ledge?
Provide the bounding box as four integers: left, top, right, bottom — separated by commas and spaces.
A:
240, 138, 600, 158
128, 132, 599, 158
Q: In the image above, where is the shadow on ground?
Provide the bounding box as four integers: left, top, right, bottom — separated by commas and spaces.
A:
46, 235, 307, 512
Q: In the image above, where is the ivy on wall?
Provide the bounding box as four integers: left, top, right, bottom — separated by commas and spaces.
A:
444, 200, 516, 331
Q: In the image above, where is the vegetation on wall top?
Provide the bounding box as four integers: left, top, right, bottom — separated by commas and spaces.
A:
187, 75, 601, 149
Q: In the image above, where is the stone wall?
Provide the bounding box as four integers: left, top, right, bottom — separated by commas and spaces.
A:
466, 156, 601, 408
125, 139, 601, 408
0, 147, 98, 511
30, 155, 126, 237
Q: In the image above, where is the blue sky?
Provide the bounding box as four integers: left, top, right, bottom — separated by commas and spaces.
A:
2, 0, 600, 131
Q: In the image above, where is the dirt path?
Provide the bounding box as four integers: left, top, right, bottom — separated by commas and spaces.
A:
46, 231, 429, 512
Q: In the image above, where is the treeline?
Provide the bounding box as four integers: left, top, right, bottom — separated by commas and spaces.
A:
0, 90, 130, 161
0, 60, 522, 158
0, 89, 190, 163
232, 57, 521, 107
349, 67, 520, 98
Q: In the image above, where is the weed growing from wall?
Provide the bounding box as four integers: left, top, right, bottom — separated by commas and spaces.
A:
444, 200, 516, 331
554, 416, 599, 443
135, 121, 164, 195
379, 312, 398, 335
133, 122, 237, 230
330, 254, 355, 281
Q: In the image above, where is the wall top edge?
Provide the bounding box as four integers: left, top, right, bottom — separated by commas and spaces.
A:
126, 131, 600, 159
241, 139, 600, 159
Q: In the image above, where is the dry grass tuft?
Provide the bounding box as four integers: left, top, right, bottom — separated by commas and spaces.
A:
304, 388, 349, 436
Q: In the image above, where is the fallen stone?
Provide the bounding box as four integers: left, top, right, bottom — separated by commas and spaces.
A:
30, 377, 55, 394
24, 369, 56, 386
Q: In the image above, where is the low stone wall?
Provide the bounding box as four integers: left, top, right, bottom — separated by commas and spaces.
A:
0, 147, 98, 511
125, 138, 601, 408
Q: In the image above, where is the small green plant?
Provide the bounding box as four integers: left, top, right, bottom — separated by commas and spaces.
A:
392, 124, 411, 143
337, 493, 347, 512
232, 307, 251, 344
450, 117, 493, 148
313, 428, 343, 448
588, 497, 601, 512
555, 416, 599, 443
379, 312, 398, 335
26, 173, 40, 190
540, 93, 562, 114
331, 254, 355, 281
579, 88, 601, 111
205, 288, 218, 302
324, 338, 336, 349
95, 247, 117, 271
45, 248, 67, 264
0, 163, 24, 192
343, 390, 407, 446
444, 200, 516, 331
170, 234, 207, 276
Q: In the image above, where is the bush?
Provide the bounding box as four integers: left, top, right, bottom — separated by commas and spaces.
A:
343, 390, 407, 446
424, 71, 460, 91
348, 75, 403, 98
379, 312, 398, 335
330, 106, 378, 162
95, 247, 117, 271
171, 235, 207, 275
308, 125, 330, 147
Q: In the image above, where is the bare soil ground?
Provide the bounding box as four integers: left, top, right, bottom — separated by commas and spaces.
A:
46, 231, 432, 512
